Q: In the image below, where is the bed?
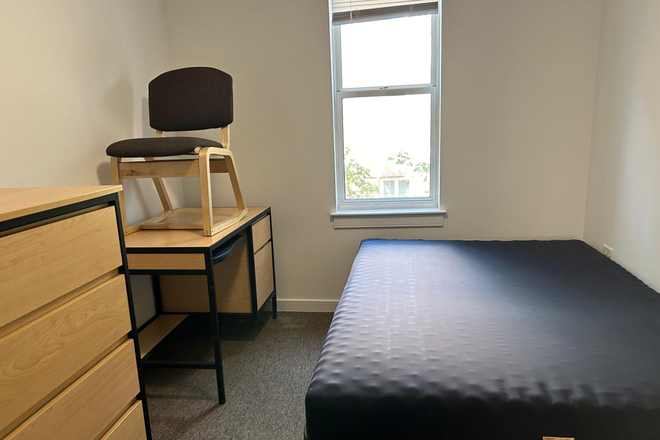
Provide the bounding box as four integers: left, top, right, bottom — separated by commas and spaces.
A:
305, 239, 660, 440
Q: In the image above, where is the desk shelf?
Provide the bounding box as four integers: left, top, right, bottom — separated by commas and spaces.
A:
138, 314, 188, 359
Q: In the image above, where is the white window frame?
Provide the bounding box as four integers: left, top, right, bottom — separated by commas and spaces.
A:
331, 11, 441, 213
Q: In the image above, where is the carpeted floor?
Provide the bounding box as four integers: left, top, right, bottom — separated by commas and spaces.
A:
143, 312, 333, 440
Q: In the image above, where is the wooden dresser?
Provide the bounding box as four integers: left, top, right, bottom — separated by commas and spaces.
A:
0, 186, 149, 440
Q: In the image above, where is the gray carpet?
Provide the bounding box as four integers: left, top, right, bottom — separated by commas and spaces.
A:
143, 312, 333, 440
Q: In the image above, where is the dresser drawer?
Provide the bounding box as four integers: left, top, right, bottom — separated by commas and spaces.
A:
5, 341, 140, 440
0, 275, 131, 435
0, 206, 123, 328
101, 401, 147, 440
252, 214, 271, 252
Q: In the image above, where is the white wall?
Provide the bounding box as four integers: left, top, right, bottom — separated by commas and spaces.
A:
0, 0, 183, 225
0, 0, 181, 324
162, 0, 602, 306
583, 0, 660, 291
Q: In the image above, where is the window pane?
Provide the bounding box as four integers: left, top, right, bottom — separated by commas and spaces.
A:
343, 94, 431, 199
383, 180, 395, 196
340, 15, 432, 89
399, 180, 409, 196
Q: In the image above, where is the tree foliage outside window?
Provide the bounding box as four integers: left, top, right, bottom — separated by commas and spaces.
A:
344, 147, 431, 199
345, 146, 379, 198
387, 151, 430, 182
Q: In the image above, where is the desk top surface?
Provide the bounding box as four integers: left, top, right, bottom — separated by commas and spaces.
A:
124, 206, 270, 250
0, 185, 122, 223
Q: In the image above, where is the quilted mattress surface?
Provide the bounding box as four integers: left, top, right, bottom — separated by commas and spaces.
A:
305, 240, 660, 440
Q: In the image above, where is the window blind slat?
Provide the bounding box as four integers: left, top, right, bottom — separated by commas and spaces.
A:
331, 0, 438, 24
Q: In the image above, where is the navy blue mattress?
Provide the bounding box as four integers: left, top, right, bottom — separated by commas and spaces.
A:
305, 240, 660, 440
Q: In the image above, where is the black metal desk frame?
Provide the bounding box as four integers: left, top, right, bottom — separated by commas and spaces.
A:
128, 208, 278, 405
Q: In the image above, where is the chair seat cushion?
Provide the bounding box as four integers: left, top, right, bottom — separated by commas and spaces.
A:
106, 136, 223, 158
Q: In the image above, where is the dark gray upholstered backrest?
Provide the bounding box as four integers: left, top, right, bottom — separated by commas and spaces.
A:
149, 67, 233, 132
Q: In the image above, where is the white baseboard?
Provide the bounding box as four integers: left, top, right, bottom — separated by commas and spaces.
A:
274, 299, 338, 313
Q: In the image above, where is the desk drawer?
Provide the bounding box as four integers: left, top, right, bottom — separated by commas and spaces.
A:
0, 206, 122, 328
252, 214, 271, 252
101, 401, 147, 440
0, 275, 131, 435
161, 238, 252, 313
255, 241, 274, 309
127, 252, 205, 271
6, 341, 140, 440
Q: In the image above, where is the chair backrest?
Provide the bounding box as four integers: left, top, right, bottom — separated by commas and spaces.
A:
149, 67, 233, 132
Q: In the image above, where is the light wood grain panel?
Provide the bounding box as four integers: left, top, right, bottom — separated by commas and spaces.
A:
198, 149, 214, 236
0, 204, 106, 239
127, 253, 205, 271
0, 270, 118, 339
0, 186, 121, 223
221, 126, 230, 149
100, 401, 147, 440
252, 215, 271, 252
5, 341, 140, 440
139, 208, 204, 230
209, 208, 248, 236
118, 158, 227, 178
0, 207, 122, 328
120, 159, 198, 178
0, 276, 131, 435
161, 238, 252, 313
138, 314, 188, 358
124, 207, 269, 249
255, 242, 275, 309
138, 207, 247, 233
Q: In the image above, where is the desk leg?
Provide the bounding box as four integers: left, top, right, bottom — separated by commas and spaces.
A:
205, 251, 226, 404
151, 275, 163, 316
271, 293, 278, 319
269, 213, 278, 320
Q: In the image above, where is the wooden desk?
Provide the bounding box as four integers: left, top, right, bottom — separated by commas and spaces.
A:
0, 186, 150, 440
124, 206, 277, 404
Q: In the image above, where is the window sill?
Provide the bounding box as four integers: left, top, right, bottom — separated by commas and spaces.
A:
330, 209, 447, 229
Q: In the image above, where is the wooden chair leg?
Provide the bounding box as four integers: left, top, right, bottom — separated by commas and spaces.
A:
149, 133, 175, 214
223, 153, 246, 210
144, 157, 174, 212
198, 149, 214, 236
221, 126, 230, 149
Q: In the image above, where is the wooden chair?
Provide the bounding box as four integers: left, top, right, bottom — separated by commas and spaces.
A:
107, 67, 247, 236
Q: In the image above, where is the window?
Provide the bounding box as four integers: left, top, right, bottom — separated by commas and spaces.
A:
331, 2, 441, 213
399, 180, 410, 196
381, 178, 409, 197
383, 180, 395, 197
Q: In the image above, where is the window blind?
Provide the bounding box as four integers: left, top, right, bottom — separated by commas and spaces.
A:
331, 0, 438, 25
